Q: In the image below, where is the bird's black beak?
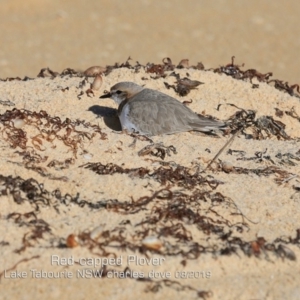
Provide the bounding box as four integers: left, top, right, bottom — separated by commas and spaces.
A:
100, 92, 112, 99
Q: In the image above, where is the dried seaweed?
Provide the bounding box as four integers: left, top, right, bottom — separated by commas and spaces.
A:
285, 106, 300, 122
2, 57, 299, 100
37, 67, 59, 78
67, 185, 300, 263
164, 75, 204, 96
0, 174, 108, 211
255, 116, 290, 140
268, 80, 300, 97
175, 78, 203, 96
213, 56, 273, 82
80, 161, 220, 189
176, 59, 190, 69
216, 160, 294, 185
275, 108, 284, 118
145, 58, 175, 78
231, 148, 300, 166
213, 56, 300, 97
60, 68, 79, 76
224, 106, 290, 140
1, 58, 299, 299
0, 99, 15, 106
275, 152, 300, 166
1, 169, 298, 288
67, 186, 249, 261
105, 56, 143, 76
138, 143, 177, 160
0, 109, 106, 156
7, 211, 52, 254
0, 76, 34, 82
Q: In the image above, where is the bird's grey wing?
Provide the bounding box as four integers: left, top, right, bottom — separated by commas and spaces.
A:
149, 89, 226, 132
130, 89, 224, 135
128, 89, 192, 135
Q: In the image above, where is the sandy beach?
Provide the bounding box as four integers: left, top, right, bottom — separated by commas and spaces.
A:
0, 59, 300, 299
1, 1, 300, 299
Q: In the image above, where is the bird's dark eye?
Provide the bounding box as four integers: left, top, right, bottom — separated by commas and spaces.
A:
116, 90, 122, 94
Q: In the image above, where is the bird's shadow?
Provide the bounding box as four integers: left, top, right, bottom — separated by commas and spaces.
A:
88, 105, 122, 132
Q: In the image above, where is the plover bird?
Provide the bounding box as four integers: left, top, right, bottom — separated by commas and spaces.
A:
100, 82, 226, 136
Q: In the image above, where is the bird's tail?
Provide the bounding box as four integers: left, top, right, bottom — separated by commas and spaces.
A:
189, 117, 227, 133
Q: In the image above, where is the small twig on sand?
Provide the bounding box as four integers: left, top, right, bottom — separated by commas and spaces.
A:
204, 130, 241, 172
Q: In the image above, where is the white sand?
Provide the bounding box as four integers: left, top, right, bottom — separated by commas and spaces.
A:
0, 66, 300, 299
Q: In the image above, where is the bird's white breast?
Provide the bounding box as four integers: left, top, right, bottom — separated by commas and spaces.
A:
119, 103, 139, 133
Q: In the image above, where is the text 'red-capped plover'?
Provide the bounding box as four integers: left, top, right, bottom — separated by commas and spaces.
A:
100, 82, 226, 136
